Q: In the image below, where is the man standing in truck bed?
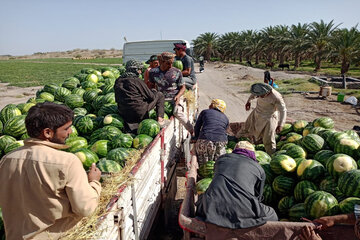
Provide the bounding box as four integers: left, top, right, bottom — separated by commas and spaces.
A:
174, 43, 197, 89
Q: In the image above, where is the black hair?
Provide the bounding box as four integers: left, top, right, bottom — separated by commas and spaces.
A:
25, 102, 74, 138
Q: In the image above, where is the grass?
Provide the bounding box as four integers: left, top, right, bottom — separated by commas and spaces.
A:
0, 59, 122, 87
15, 58, 123, 64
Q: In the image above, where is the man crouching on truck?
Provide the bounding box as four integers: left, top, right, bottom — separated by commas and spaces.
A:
0, 102, 102, 240
195, 141, 278, 229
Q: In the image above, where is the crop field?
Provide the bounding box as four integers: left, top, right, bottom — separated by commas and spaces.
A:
0, 58, 123, 87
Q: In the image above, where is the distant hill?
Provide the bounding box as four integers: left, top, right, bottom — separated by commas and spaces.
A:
0, 48, 123, 60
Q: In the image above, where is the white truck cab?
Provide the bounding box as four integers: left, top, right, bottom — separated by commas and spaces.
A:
123, 40, 191, 63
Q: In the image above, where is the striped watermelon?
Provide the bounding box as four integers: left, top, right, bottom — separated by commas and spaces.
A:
106, 147, 132, 166
326, 132, 351, 149
74, 148, 99, 169
111, 133, 134, 149
276, 141, 287, 151
314, 150, 334, 166
91, 140, 111, 157
97, 104, 118, 117
43, 83, 59, 95
137, 119, 160, 138
65, 94, 84, 109
255, 144, 266, 151
69, 125, 78, 137
73, 107, 87, 116
86, 73, 99, 83
334, 138, 359, 158
21, 103, 36, 114
297, 159, 325, 181
133, 134, 153, 149
103, 114, 124, 130
38, 92, 54, 102
301, 134, 324, 153
0, 120, 2, 134
3, 115, 26, 138
198, 161, 215, 178
286, 132, 303, 144
270, 154, 297, 175
102, 70, 115, 79
96, 159, 122, 173
281, 143, 296, 151
65, 136, 88, 153
319, 176, 338, 196
286, 145, 307, 159
101, 84, 115, 95
20, 132, 29, 140
309, 127, 325, 135
272, 175, 296, 196
90, 126, 122, 144
81, 80, 98, 91
164, 101, 174, 116
338, 169, 360, 197
304, 191, 338, 219
92, 96, 105, 111
313, 117, 334, 129
149, 109, 169, 121
54, 87, 71, 102
326, 154, 357, 179
293, 120, 308, 134
173, 60, 184, 71
294, 180, 318, 202
302, 125, 314, 137
0, 135, 17, 151
92, 116, 104, 130
0, 104, 22, 124
196, 178, 212, 195
261, 163, 277, 184
4, 140, 24, 154
278, 196, 296, 216
83, 90, 99, 103
289, 203, 308, 221
74, 116, 94, 135
279, 123, 293, 136
62, 77, 80, 90
72, 88, 86, 97
339, 197, 360, 214
344, 130, 360, 144
102, 92, 116, 105
255, 151, 271, 164
318, 129, 337, 140
81, 68, 97, 74
263, 184, 276, 205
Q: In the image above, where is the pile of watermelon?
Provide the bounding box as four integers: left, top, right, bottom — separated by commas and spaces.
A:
0, 66, 171, 173
196, 117, 360, 221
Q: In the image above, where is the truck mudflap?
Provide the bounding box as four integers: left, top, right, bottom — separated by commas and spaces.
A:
179, 154, 357, 240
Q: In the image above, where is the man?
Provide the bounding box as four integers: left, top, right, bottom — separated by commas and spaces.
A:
149, 52, 193, 133
174, 43, 197, 89
196, 141, 278, 229
242, 83, 287, 154
199, 56, 205, 73
0, 102, 101, 240
193, 99, 229, 164
114, 59, 166, 131
144, 55, 159, 89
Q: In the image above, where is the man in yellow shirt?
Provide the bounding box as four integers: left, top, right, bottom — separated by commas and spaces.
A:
0, 102, 101, 240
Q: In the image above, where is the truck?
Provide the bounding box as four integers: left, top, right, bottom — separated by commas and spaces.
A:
122, 39, 191, 63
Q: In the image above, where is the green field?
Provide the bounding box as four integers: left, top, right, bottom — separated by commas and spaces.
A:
0, 58, 123, 87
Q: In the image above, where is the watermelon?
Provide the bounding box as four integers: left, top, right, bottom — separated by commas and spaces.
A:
90, 126, 122, 144
74, 148, 99, 169
304, 191, 338, 219
21, 103, 36, 114
83, 90, 99, 103
286, 132, 302, 144
294, 180, 318, 202
86, 73, 99, 84
101, 84, 115, 95
198, 161, 215, 178
270, 154, 297, 175
326, 154, 357, 179
302, 125, 314, 137
261, 163, 277, 184
271, 150, 287, 158
318, 129, 337, 140
0, 120, 2, 134
255, 151, 271, 164
20, 132, 29, 140
54, 87, 71, 102
96, 159, 122, 173
65, 136, 88, 153
309, 127, 325, 135
43, 83, 59, 95
64, 94, 84, 109
301, 134, 324, 153
276, 141, 288, 151
81, 68, 97, 74
297, 159, 325, 181
97, 104, 118, 117
4, 140, 24, 154
73, 116, 94, 135
196, 178, 212, 195
92, 96, 105, 111
102, 70, 116, 79
319, 176, 338, 195
334, 138, 359, 158
3, 115, 26, 138
338, 169, 360, 197
73, 107, 87, 116
92, 116, 104, 130
227, 140, 237, 149
278, 196, 296, 216
164, 101, 174, 116
102, 92, 116, 105
0, 135, 16, 151
272, 175, 296, 196
314, 150, 334, 166
286, 145, 307, 159
91, 140, 111, 157
289, 203, 308, 221
62, 77, 80, 90
173, 60, 183, 71
149, 109, 169, 120
111, 133, 134, 149
279, 123, 293, 136
81, 80, 98, 90
0, 104, 22, 124
38, 92, 54, 102
281, 143, 296, 151
293, 120, 308, 134
313, 117, 335, 129
72, 88, 86, 97
339, 197, 360, 214
137, 119, 160, 138
102, 114, 124, 130
263, 184, 275, 205
226, 148, 232, 153
133, 134, 153, 149
344, 130, 360, 144
326, 132, 351, 149
106, 147, 132, 166
255, 144, 265, 151
69, 125, 78, 137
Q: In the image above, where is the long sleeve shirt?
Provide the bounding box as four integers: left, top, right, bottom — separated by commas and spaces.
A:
0, 138, 101, 240
194, 108, 229, 142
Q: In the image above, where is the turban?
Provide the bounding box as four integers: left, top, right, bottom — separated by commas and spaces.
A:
234, 141, 255, 152
250, 83, 273, 96
211, 99, 226, 113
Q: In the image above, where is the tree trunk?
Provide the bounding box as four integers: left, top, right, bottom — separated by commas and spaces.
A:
279, 53, 285, 65
255, 54, 260, 64
341, 59, 350, 75
294, 53, 300, 69
239, 52, 243, 62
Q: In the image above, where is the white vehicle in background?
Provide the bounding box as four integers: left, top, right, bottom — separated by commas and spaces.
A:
122, 40, 191, 63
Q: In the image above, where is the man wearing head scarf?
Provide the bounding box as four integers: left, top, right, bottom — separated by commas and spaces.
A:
174, 43, 197, 89
193, 99, 229, 164
241, 83, 287, 154
114, 59, 166, 132
195, 141, 278, 229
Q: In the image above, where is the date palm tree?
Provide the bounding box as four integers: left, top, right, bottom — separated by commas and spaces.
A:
192, 32, 219, 61
288, 23, 311, 69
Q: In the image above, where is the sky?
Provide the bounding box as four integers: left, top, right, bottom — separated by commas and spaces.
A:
0, 0, 359, 56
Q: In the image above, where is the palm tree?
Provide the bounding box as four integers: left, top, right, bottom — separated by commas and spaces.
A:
308, 20, 340, 71
288, 23, 311, 69
261, 26, 278, 64
272, 25, 291, 65
330, 26, 360, 74
192, 32, 219, 61
218, 32, 238, 61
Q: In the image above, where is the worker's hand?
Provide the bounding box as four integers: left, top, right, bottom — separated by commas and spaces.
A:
174, 95, 180, 105
245, 102, 251, 111
313, 216, 335, 230
275, 125, 283, 134
299, 226, 322, 240
88, 163, 101, 182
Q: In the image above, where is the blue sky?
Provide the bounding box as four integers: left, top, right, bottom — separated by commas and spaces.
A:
1, 0, 359, 56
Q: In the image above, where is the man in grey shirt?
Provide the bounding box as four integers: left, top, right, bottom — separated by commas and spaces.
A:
174, 43, 197, 89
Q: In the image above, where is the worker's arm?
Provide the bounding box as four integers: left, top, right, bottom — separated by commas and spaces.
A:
65, 159, 101, 217
194, 110, 204, 139
174, 85, 186, 105
181, 56, 192, 77
274, 92, 287, 132
245, 94, 256, 111
313, 213, 356, 230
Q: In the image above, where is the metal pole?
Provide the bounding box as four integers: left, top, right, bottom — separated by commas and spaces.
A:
131, 183, 139, 240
